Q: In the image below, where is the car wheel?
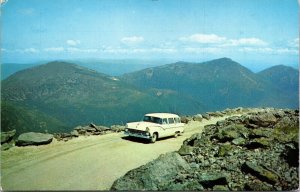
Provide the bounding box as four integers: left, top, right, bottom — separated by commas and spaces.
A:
150, 133, 158, 143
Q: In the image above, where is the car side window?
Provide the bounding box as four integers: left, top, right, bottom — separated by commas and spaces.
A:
168, 118, 175, 124
175, 118, 180, 123
162, 118, 168, 124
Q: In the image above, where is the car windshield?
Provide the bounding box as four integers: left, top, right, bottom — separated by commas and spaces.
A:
143, 116, 162, 124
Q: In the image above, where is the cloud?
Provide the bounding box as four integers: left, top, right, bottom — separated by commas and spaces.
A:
24, 48, 39, 53
66, 40, 81, 46
121, 36, 144, 44
67, 47, 97, 53
180, 34, 226, 44
289, 38, 299, 48
239, 47, 298, 55
44, 47, 64, 52
180, 33, 268, 47
1, 48, 6, 51
226, 38, 268, 47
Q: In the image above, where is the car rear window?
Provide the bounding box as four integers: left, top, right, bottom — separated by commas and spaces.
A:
168, 118, 175, 124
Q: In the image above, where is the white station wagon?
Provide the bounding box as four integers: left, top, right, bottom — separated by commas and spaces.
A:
124, 113, 185, 143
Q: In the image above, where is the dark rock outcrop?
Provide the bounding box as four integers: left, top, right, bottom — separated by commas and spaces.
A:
111, 108, 299, 191
111, 152, 191, 190
16, 132, 53, 146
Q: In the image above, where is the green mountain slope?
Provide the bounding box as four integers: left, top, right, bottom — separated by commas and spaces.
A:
1, 101, 67, 135
122, 58, 298, 110
1, 61, 204, 134
258, 65, 299, 92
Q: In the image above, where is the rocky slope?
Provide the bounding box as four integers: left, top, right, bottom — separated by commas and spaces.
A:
111, 108, 299, 191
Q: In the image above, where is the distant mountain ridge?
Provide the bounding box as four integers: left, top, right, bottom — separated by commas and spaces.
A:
122, 57, 298, 110
1, 58, 298, 135
1, 61, 204, 135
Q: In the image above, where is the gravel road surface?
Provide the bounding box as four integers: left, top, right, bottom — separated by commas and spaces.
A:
1, 115, 239, 190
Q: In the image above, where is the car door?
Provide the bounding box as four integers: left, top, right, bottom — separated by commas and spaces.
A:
164, 118, 177, 136
159, 118, 170, 137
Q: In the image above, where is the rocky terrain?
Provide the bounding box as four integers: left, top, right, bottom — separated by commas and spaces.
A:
0, 123, 125, 150
111, 108, 299, 191
0, 108, 246, 150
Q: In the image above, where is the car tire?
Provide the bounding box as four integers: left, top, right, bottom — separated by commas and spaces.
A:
150, 133, 158, 143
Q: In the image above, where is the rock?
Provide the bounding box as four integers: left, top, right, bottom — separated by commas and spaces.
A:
241, 162, 279, 184
249, 128, 273, 138
244, 180, 274, 191
181, 116, 192, 124
231, 137, 246, 146
70, 130, 79, 137
89, 123, 97, 128
16, 132, 53, 146
197, 173, 228, 188
166, 180, 204, 191
215, 124, 247, 142
245, 138, 272, 149
178, 145, 194, 155
193, 114, 203, 122
73, 126, 82, 130
1, 129, 16, 144
111, 125, 125, 132
202, 114, 211, 120
273, 116, 299, 143
246, 113, 277, 127
213, 185, 229, 191
95, 125, 110, 131
1, 142, 14, 151
217, 143, 234, 157
111, 152, 190, 190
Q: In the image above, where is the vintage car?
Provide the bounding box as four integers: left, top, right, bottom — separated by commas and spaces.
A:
124, 113, 185, 143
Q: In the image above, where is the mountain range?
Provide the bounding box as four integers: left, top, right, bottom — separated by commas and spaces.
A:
1, 58, 298, 135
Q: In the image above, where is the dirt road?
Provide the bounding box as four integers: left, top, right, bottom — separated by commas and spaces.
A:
1, 115, 239, 190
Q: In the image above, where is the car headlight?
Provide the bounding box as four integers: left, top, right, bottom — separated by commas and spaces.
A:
125, 128, 128, 132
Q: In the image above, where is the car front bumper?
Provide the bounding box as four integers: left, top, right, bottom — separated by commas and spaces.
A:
124, 130, 151, 139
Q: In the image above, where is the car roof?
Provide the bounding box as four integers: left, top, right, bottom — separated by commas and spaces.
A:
144, 113, 180, 118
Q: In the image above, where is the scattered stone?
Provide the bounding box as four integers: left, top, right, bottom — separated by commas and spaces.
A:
197, 173, 228, 188
202, 114, 211, 120
178, 145, 194, 156
109, 108, 298, 191
213, 185, 229, 191
1, 129, 16, 144
193, 114, 203, 122
16, 132, 53, 146
232, 137, 246, 146
242, 162, 279, 184
217, 143, 234, 157
70, 130, 79, 137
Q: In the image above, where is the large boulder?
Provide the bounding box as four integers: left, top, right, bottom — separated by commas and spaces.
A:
16, 132, 53, 146
246, 112, 277, 127
111, 152, 191, 190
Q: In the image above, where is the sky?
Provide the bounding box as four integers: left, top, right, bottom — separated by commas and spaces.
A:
1, 0, 299, 70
